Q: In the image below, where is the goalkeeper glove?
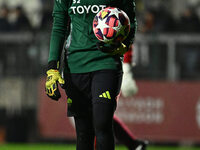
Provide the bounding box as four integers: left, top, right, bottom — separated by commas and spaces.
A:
121, 63, 138, 97
45, 69, 65, 101
96, 42, 128, 55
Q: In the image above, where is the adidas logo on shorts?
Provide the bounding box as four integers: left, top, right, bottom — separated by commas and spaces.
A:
99, 91, 111, 99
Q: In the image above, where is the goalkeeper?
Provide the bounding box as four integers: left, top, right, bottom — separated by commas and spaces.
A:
45, 0, 137, 150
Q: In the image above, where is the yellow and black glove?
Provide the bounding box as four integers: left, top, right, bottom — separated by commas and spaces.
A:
45, 69, 65, 101
96, 42, 128, 56
110, 43, 127, 55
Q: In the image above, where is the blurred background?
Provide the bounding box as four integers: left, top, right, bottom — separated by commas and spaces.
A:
0, 0, 200, 148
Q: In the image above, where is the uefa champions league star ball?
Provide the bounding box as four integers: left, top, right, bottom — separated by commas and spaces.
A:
93, 7, 130, 44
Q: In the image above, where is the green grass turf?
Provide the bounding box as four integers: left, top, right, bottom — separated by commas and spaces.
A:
0, 144, 200, 150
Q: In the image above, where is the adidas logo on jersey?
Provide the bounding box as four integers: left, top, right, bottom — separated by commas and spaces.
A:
99, 91, 111, 99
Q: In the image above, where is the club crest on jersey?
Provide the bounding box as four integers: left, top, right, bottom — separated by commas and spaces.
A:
70, 5, 106, 14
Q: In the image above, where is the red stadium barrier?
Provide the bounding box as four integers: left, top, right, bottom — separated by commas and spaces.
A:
116, 81, 200, 143
38, 78, 200, 143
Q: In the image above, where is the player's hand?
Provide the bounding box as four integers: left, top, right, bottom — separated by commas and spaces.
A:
121, 63, 138, 97
110, 43, 128, 55
96, 42, 128, 55
45, 69, 65, 101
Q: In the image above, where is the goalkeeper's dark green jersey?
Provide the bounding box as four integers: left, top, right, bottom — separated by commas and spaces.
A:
48, 0, 137, 73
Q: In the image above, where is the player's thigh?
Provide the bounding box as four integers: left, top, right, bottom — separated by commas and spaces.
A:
64, 72, 92, 117
91, 69, 122, 105
91, 70, 122, 129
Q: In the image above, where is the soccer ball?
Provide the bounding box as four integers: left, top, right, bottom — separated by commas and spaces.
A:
93, 7, 130, 44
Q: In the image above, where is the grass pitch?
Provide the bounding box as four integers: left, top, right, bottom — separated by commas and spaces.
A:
0, 143, 200, 150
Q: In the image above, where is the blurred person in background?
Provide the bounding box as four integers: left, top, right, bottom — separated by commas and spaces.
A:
140, 9, 155, 33
178, 6, 200, 33
21, 0, 43, 30
8, 6, 31, 31
177, 6, 200, 79
139, 7, 176, 79
40, 1, 53, 31
0, 5, 10, 32
140, 7, 175, 33
121, 45, 138, 97
0, 0, 43, 30
113, 46, 147, 150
